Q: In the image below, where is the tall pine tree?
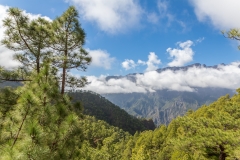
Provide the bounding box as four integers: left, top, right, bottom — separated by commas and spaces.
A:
49, 6, 91, 94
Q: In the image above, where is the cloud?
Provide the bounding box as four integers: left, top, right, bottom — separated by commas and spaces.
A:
157, 0, 168, 15
122, 59, 136, 70
121, 52, 161, 71
145, 52, 161, 71
87, 49, 115, 69
146, 0, 175, 25
196, 37, 205, 43
0, 5, 51, 69
0, 5, 21, 68
189, 0, 240, 30
83, 62, 240, 94
167, 40, 194, 67
83, 75, 147, 94
157, 0, 174, 25
67, 0, 143, 34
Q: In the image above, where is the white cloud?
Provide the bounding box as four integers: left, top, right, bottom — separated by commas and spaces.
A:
87, 49, 115, 69
145, 52, 161, 71
67, 0, 143, 34
121, 52, 161, 71
137, 60, 146, 65
84, 75, 147, 94
84, 62, 240, 94
0, 5, 51, 69
167, 40, 194, 67
122, 59, 136, 70
0, 5, 21, 68
189, 0, 240, 30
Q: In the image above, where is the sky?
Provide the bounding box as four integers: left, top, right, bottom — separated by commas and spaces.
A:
1, 0, 240, 93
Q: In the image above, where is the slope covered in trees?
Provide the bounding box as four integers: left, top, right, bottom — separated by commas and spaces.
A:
1, 5, 240, 160
68, 90, 155, 134
2, 77, 240, 159
118, 91, 240, 160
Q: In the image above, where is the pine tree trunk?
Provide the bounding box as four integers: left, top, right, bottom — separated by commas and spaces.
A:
61, 48, 67, 94
219, 145, 226, 160
61, 66, 66, 94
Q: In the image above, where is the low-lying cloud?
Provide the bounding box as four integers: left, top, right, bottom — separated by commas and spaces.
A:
84, 62, 240, 94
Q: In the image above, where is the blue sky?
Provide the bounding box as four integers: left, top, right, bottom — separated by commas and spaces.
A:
1, 0, 240, 93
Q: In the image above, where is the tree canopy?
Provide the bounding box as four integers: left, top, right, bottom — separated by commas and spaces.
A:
1, 6, 240, 160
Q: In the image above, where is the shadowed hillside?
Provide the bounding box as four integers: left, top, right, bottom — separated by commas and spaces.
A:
68, 90, 155, 134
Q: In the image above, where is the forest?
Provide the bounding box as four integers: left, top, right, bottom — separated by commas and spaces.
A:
0, 6, 240, 160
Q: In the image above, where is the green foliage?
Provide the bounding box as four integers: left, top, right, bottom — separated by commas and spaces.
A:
123, 92, 240, 160
1, 5, 240, 160
2, 8, 51, 73
49, 6, 91, 94
68, 91, 155, 135
1, 6, 91, 93
0, 64, 83, 159
222, 29, 240, 50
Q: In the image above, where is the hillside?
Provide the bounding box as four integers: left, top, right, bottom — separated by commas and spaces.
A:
0, 82, 156, 134
1, 81, 240, 159
68, 90, 155, 134
75, 89, 240, 159
103, 88, 234, 126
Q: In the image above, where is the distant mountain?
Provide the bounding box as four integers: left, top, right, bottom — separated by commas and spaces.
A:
105, 63, 231, 82
102, 63, 236, 126
0, 81, 22, 88
68, 91, 155, 134
102, 88, 235, 126
155, 63, 227, 72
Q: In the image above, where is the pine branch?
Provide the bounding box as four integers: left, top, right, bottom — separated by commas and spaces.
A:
0, 78, 31, 82
12, 102, 31, 148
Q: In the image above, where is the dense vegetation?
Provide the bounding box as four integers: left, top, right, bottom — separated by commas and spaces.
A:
68, 90, 155, 134
1, 74, 240, 159
1, 5, 240, 160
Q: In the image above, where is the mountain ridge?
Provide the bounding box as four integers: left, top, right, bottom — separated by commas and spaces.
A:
106, 63, 230, 82
101, 63, 237, 126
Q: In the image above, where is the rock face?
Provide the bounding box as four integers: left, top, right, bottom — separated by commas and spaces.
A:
103, 88, 234, 126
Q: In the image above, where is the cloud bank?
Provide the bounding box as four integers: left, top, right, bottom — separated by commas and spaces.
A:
84, 62, 240, 94
68, 0, 143, 34
189, 0, 240, 30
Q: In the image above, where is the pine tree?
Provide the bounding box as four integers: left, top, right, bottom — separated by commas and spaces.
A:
49, 6, 91, 94
2, 8, 51, 74
0, 63, 83, 159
